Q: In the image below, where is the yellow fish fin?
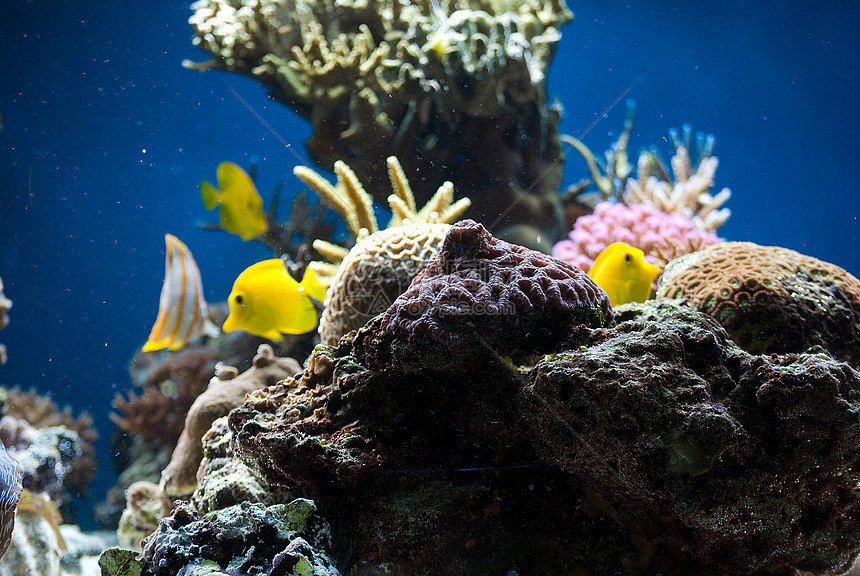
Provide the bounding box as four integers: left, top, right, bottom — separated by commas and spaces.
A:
280, 296, 320, 335
201, 180, 220, 210
142, 338, 168, 352
260, 328, 285, 341
299, 267, 328, 303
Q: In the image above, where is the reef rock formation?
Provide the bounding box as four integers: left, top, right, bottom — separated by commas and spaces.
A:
160, 344, 301, 498
186, 0, 571, 246
101, 499, 341, 576
656, 241, 860, 365
520, 300, 860, 574
120, 225, 860, 575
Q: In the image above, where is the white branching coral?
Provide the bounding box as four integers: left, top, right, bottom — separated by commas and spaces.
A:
624, 125, 731, 233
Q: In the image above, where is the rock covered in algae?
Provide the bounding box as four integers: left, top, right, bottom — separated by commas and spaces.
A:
99, 499, 341, 576
160, 344, 301, 498
225, 303, 860, 574
520, 300, 860, 574
656, 241, 860, 365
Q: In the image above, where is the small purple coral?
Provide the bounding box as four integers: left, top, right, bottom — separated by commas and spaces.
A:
372, 220, 611, 366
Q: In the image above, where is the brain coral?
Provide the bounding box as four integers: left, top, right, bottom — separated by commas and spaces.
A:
553, 201, 722, 271
362, 219, 611, 370
319, 223, 451, 345
656, 241, 860, 364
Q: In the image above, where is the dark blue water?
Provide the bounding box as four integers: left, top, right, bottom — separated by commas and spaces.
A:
1, 0, 858, 525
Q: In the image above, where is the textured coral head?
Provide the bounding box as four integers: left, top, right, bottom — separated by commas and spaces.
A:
367, 220, 612, 369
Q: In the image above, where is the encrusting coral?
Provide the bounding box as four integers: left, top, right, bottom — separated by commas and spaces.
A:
656, 241, 860, 365
295, 156, 471, 345
363, 219, 612, 370
185, 0, 571, 247
159, 344, 300, 498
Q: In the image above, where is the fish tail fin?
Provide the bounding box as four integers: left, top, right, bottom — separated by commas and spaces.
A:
299, 267, 328, 303
201, 180, 220, 210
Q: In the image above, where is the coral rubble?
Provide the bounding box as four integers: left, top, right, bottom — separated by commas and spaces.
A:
656, 241, 860, 365
186, 0, 571, 246
101, 500, 341, 576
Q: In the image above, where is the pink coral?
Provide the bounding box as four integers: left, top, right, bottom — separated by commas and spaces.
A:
552, 201, 722, 271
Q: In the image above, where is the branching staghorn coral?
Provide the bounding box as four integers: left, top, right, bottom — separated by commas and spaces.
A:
625, 124, 731, 232
185, 0, 571, 248
563, 110, 731, 234
295, 156, 471, 286
295, 156, 472, 344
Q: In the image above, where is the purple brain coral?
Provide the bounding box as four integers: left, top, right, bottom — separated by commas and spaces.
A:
553, 201, 722, 271
362, 220, 612, 369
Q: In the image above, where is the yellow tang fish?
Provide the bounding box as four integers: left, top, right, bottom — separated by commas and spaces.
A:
201, 161, 268, 241
143, 234, 220, 351
222, 259, 328, 340
588, 242, 661, 307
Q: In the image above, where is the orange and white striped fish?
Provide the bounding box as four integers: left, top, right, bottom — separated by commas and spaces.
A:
143, 234, 219, 352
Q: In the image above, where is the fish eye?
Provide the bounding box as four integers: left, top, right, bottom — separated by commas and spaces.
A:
234, 294, 244, 305
624, 254, 632, 263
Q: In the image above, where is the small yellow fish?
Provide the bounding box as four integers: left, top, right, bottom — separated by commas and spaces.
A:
222, 259, 327, 340
201, 161, 268, 241
588, 242, 661, 306
143, 234, 220, 352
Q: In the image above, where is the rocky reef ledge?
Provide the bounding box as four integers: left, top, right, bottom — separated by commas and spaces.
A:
102, 223, 860, 576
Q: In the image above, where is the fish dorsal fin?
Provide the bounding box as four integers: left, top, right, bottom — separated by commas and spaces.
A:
201, 180, 220, 210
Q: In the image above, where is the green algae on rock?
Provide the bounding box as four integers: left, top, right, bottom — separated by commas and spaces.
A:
520, 300, 860, 574
101, 500, 340, 576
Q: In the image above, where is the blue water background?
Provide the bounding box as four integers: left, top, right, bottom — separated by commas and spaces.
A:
1, 1, 858, 525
